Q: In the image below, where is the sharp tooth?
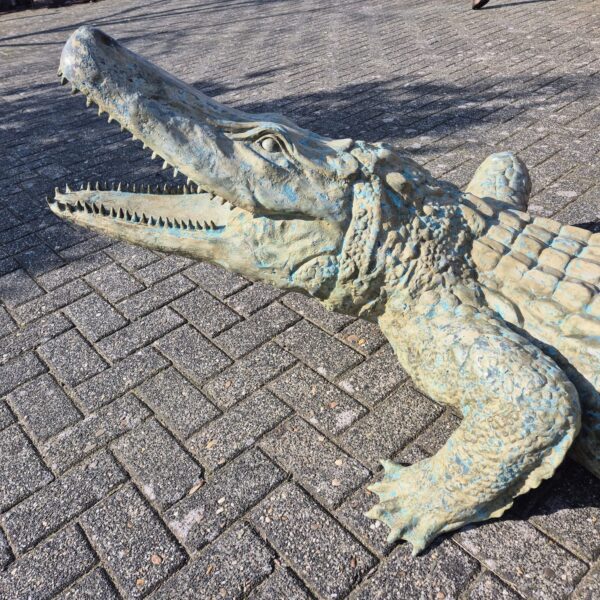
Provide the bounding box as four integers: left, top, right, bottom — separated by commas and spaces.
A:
95, 181, 101, 191
86, 182, 92, 191
196, 221, 203, 230
141, 213, 148, 224
133, 212, 140, 223
181, 220, 187, 230
183, 185, 189, 194
70, 85, 78, 95
108, 116, 113, 124
85, 202, 93, 213
86, 97, 92, 108
197, 186, 202, 194
204, 221, 210, 229
162, 161, 170, 170
76, 200, 84, 210
163, 184, 170, 193
126, 210, 132, 221
142, 143, 147, 150
101, 205, 110, 216
111, 207, 117, 217
173, 168, 178, 177
188, 220, 195, 230
54, 187, 60, 196
132, 184, 136, 193
158, 217, 165, 227
120, 125, 126, 132
149, 216, 156, 225
210, 220, 217, 228
174, 219, 181, 228
60, 77, 68, 86
98, 107, 104, 116
167, 218, 173, 227
146, 184, 152, 193
80, 183, 85, 190
151, 152, 158, 160
93, 204, 100, 214
187, 178, 192, 185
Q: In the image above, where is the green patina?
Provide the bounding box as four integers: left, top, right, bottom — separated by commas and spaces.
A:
50, 26, 599, 554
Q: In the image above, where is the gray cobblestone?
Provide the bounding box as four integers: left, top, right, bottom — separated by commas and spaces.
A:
184, 262, 248, 298
337, 345, 407, 406
38, 329, 107, 387
226, 282, 284, 316
84, 263, 144, 303
117, 273, 195, 320
337, 320, 387, 355
2, 451, 126, 553
7, 374, 81, 441
112, 418, 203, 510
467, 572, 522, 600
215, 302, 300, 359
0, 269, 42, 308
165, 448, 284, 551
136, 256, 194, 286
0, 525, 96, 600
574, 562, 600, 600
251, 482, 376, 599
282, 292, 354, 333
44, 394, 151, 473
81, 484, 186, 599
104, 242, 158, 271
0, 306, 16, 337
13, 280, 91, 325
75, 347, 168, 412
37, 252, 111, 291
456, 520, 587, 600
151, 523, 274, 600
135, 367, 219, 439
63, 293, 128, 343
354, 541, 479, 600
277, 319, 363, 379
56, 568, 120, 600
170, 288, 241, 338
97, 307, 184, 362
268, 364, 366, 435
0, 352, 46, 396
0, 529, 11, 570
155, 325, 230, 386
247, 567, 310, 600
203, 343, 296, 409
187, 389, 291, 471
0, 401, 14, 431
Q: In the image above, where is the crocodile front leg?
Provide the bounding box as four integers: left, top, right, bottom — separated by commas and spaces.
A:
365, 291, 581, 554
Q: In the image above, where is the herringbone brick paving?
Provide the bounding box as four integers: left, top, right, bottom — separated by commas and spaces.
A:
0, 0, 599, 597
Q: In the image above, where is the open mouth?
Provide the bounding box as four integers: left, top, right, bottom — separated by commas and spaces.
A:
47, 69, 241, 235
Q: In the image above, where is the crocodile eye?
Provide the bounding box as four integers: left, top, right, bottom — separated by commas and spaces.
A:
260, 137, 281, 153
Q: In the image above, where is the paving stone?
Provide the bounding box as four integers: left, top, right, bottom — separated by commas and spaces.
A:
261, 416, 370, 508
112, 418, 203, 509
184, 262, 249, 298
38, 328, 107, 387
81, 484, 186, 599
84, 262, 144, 303
226, 282, 284, 316
105, 241, 158, 271
97, 306, 184, 362
530, 460, 600, 562
277, 319, 364, 379
203, 343, 296, 408
13, 280, 91, 324
0, 528, 12, 570
75, 347, 168, 412
0, 400, 14, 430
2, 451, 127, 553
0, 525, 96, 600
63, 293, 128, 342
37, 251, 111, 291
214, 302, 300, 359
155, 325, 230, 386
170, 287, 241, 337
187, 389, 291, 471
467, 571, 522, 600
43, 394, 151, 473
15, 244, 65, 277
0, 268, 42, 308
135, 367, 220, 439
117, 273, 195, 320
282, 292, 354, 333
456, 520, 587, 599
574, 562, 600, 600
413, 409, 462, 455
151, 523, 274, 600
7, 374, 81, 441
56, 568, 120, 600
136, 255, 194, 286
0, 305, 16, 337
250, 482, 376, 599
247, 566, 310, 600
0, 351, 46, 396
166, 448, 284, 551
354, 540, 479, 600
268, 365, 366, 435
0, 312, 72, 364
59, 236, 114, 262
340, 385, 443, 467
337, 344, 406, 406
337, 319, 387, 355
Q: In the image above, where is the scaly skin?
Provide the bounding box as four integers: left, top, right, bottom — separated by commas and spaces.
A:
50, 26, 599, 554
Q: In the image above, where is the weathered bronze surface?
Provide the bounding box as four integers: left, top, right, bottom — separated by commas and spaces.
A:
50, 26, 599, 553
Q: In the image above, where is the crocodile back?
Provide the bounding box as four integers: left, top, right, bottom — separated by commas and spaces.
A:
472, 210, 600, 391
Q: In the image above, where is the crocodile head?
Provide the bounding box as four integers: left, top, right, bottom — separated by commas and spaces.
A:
50, 26, 365, 295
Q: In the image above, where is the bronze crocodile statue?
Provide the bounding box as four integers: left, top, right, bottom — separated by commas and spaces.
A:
50, 26, 599, 554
